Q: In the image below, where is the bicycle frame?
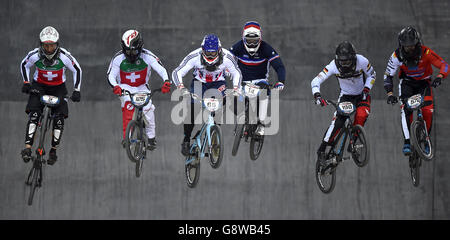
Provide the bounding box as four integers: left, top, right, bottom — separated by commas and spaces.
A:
186, 112, 215, 164
326, 100, 356, 164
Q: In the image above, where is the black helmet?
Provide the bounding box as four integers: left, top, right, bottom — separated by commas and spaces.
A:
335, 41, 357, 77
121, 30, 144, 63
398, 26, 422, 67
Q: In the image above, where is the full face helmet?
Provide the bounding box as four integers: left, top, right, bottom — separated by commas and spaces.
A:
121, 29, 144, 63
39, 26, 60, 66
242, 21, 262, 56
335, 41, 357, 77
201, 34, 223, 71
398, 26, 422, 67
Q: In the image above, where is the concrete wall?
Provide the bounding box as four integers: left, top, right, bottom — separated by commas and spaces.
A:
0, 0, 449, 219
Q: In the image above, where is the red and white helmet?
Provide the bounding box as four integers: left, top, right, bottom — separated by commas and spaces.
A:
242, 21, 262, 56
39, 26, 60, 62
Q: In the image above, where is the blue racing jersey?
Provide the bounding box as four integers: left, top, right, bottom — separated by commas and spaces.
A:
230, 40, 286, 83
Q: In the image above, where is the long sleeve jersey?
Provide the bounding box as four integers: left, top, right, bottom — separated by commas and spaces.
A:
383, 45, 449, 93
107, 48, 169, 93
311, 54, 376, 96
20, 47, 82, 91
229, 40, 286, 83
172, 48, 242, 88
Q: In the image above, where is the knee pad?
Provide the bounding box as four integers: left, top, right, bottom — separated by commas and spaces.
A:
25, 111, 41, 145
52, 115, 64, 147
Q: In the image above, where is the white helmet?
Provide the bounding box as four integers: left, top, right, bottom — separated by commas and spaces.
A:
39, 26, 60, 62
242, 21, 262, 56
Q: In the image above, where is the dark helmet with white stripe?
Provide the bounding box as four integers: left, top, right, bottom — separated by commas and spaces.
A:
335, 41, 357, 77
121, 30, 144, 63
398, 26, 422, 67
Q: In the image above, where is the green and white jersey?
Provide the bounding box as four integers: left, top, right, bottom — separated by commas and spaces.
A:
107, 48, 168, 93
20, 47, 82, 91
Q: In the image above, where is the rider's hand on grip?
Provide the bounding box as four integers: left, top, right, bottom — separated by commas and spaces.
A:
161, 80, 171, 94
314, 92, 327, 107
431, 77, 442, 88
22, 83, 31, 94
71, 90, 81, 102
113, 85, 122, 96
386, 93, 398, 105
274, 82, 285, 90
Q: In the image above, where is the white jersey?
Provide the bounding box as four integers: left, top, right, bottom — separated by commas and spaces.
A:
311, 54, 376, 96
172, 48, 242, 87
107, 48, 169, 93
20, 47, 82, 91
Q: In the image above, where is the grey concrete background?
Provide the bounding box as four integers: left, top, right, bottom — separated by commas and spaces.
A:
0, 0, 449, 219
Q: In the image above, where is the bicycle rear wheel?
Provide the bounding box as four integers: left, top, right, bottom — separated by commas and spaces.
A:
209, 125, 223, 169
351, 125, 369, 167
185, 147, 200, 188
232, 124, 244, 156
315, 154, 336, 194
410, 120, 433, 161
409, 153, 421, 187
125, 120, 144, 163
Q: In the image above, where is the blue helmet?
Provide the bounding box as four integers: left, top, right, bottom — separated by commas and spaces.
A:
201, 34, 222, 70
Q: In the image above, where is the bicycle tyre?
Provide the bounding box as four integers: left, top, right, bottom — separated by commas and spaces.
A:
249, 135, 264, 161
351, 124, 369, 167
410, 120, 433, 161
209, 125, 224, 169
185, 147, 200, 188
409, 154, 420, 187
315, 156, 336, 194
27, 162, 40, 206
125, 120, 144, 163
232, 124, 244, 156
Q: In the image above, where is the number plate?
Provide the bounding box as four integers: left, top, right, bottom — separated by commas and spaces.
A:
407, 94, 422, 109
132, 93, 149, 106
244, 84, 261, 98
41, 95, 59, 105
338, 101, 355, 115
203, 98, 220, 111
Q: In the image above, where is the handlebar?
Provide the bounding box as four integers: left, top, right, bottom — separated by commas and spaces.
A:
122, 88, 162, 99
29, 88, 70, 101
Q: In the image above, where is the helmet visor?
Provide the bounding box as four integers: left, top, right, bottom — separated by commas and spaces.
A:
338, 59, 353, 68
403, 45, 416, 55
125, 49, 139, 56
244, 36, 260, 47
42, 43, 58, 55
203, 49, 218, 59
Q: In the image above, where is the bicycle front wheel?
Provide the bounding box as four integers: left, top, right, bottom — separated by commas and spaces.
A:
249, 135, 264, 161
125, 120, 144, 163
185, 147, 200, 188
27, 159, 41, 206
409, 154, 421, 187
410, 120, 433, 161
209, 125, 223, 169
232, 124, 244, 156
315, 156, 336, 194
351, 125, 369, 167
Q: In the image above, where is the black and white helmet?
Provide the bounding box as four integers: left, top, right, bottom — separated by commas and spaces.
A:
121, 30, 144, 63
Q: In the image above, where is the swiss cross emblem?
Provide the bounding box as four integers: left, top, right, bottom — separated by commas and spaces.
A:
43, 71, 58, 81
126, 72, 140, 83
